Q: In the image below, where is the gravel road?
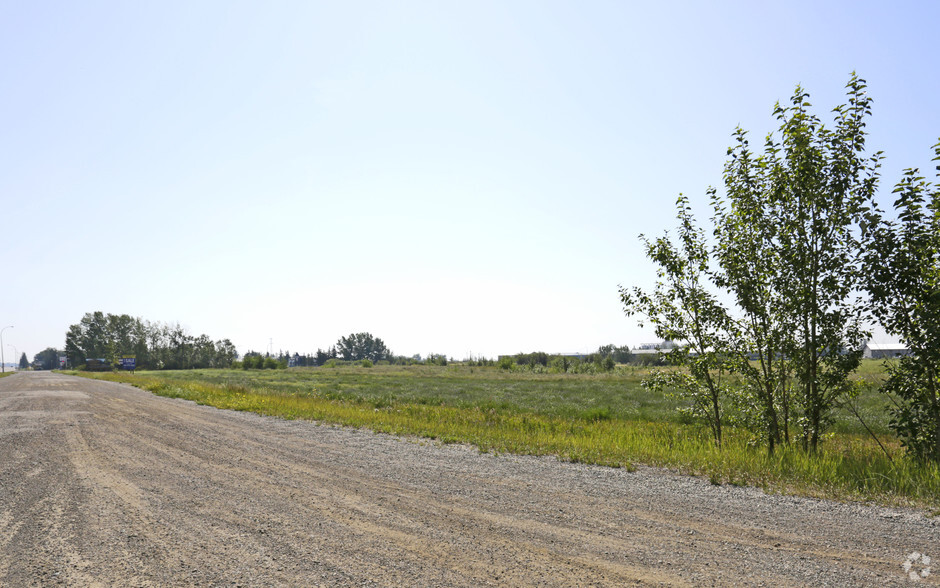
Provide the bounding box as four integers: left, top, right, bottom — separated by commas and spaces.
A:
0, 371, 936, 586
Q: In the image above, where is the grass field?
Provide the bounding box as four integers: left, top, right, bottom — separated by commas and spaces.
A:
72, 360, 940, 510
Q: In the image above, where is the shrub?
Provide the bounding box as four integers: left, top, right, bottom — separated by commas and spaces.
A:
263, 357, 281, 370
549, 357, 570, 373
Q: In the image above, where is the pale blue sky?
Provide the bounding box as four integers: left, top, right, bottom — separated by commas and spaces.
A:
3, 1, 939, 361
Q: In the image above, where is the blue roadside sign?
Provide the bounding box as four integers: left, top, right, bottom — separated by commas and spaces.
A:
120, 355, 136, 370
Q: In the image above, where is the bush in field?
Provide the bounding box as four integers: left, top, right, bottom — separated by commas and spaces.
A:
549, 356, 570, 373
425, 353, 448, 366
263, 356, 284, 370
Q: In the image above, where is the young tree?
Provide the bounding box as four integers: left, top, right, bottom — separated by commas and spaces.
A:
863, 141, 940, 462
624, 74, 882, 453
710, 75, 880, 451
18, 352, 28, 370
712, 147, 793, 451
765, 76, 879, 450
621, 196, 733, 447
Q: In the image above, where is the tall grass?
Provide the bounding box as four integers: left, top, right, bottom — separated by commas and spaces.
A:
72, 363, 940, 509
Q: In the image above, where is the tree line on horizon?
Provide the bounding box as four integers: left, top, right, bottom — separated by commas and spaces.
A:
51, 314, 652, 373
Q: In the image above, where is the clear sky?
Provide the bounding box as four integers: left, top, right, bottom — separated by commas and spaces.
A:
3, 0, 939, 362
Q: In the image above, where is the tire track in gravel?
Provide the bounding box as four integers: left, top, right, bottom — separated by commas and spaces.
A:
1, 371, 937, 586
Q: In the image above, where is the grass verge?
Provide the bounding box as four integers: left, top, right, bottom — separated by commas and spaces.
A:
73, 367, 940, 510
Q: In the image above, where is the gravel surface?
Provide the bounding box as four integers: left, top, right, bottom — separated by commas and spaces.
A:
0, 371, 937, 586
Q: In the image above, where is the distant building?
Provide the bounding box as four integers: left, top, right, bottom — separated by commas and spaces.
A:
862, 342, 910, 359
632, 341, 677, 355
631, 348, 661, 356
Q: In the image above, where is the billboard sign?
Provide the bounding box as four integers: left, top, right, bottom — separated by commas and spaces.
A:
120, 355, 137, 371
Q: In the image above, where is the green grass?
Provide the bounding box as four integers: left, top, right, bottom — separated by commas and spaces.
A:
72, 362, 896, 433
101, 364, 684, 424
0, 371, 16, 379
70, 360, 940, 509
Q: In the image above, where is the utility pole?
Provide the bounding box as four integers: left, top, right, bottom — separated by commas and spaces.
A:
0, 325, 12, 373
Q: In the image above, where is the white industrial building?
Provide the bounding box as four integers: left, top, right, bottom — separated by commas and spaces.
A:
862, 342, 910, 359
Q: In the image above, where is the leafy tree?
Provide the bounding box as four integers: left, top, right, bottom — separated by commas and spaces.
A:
214, 339, 238, 368
65, 324, 85, 367
33, 347, 61, 370
164, 322, 192, 370
65, 312, 108, 366
863, 141, 940, 462
624, 74, 881, 452
335, 333, 390, 362
622, 196, 733, 447
314, 348, 331, 366
595, 345, 633, 364
712, 134, 793, 451
191, 334, 214, 369
241, 351, 262, 369
760, 76, 878, 450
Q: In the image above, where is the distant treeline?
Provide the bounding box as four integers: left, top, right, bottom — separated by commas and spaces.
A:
64, 312, 237, 370
59, 316, 655, 374
499, 345, 664, 373
237, 332, 461, 370
241, 340, 659, 372
257, 349, 467, 369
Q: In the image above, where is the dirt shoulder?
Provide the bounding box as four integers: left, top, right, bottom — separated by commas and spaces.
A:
0, 372, 935, 586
